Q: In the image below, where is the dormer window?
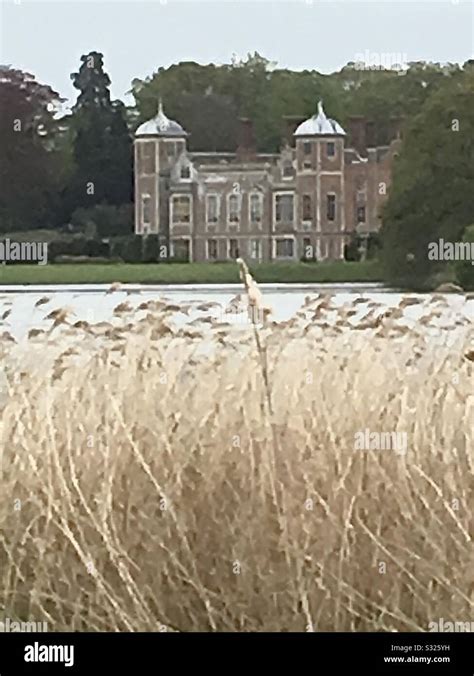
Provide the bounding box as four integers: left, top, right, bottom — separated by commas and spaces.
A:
180, 165, 191, 180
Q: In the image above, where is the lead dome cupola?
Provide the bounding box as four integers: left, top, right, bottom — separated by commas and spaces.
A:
135, 99, 187, 138
294, 101, 346, 137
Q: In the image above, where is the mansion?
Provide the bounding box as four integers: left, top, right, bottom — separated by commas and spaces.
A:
134, 100, 402, 262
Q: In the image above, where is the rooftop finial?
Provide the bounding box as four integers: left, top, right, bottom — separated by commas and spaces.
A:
158, 97, 164, 116
317, 100, 324, 116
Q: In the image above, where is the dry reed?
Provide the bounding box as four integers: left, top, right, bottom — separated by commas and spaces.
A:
0, 281, 473, 632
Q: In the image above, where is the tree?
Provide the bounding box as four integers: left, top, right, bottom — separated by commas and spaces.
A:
132, 57, 457, 153
381, 65, 474, 287
68, 51, 132, 213
0, 66, 65, 232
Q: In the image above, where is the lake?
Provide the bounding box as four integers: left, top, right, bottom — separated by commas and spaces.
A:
0, 282, 472, 345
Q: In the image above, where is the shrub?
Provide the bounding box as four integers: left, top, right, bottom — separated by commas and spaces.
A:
71, 204, 133, 238
344, 235, 360, 262
48, 237, 87, 260
54, 255, 116, 264
48, 236, 110, 262
110, 235, 143, 263
142, 235, 160, 263
85, 238, 110, 258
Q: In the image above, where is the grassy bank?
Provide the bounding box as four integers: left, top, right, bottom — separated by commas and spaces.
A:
0, 260, 382, 285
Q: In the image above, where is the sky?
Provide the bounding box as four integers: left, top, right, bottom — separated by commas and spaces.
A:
1, 0, 473, 107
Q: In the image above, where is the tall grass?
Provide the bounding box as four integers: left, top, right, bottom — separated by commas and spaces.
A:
0, 299, 473, 632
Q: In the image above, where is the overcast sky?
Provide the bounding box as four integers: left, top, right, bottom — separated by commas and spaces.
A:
1, 0, 473, 106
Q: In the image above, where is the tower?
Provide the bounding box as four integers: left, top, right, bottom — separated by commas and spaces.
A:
134, 100, 188, 241
294, 101, 346, 260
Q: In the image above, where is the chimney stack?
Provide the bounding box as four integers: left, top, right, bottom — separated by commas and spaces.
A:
348, 116, 367, 155
281, 115, 306, 148
236, 117, 256, 161
365, 120, 376, 148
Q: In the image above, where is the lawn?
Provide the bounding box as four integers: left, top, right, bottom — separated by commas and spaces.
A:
0, 260, 382, 285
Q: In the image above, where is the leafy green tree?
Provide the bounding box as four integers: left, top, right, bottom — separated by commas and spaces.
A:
0, 66, 65, 232
381, 64, 474, 287
131, 56, 461, 153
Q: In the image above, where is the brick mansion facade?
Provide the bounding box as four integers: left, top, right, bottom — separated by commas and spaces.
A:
134, 100, 402, 262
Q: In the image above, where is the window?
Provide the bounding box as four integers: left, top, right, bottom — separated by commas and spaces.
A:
302, 194, 312, 221
171, 239, 190, 262
249, 239, 262, 261
206, 194, 219, 224
207, 239, 218, 260
302, 142, 312, 170
357, 206, 366, 223
142, 194, 152, 226
139, 142, 155, 174
249, 193, 263, 225
303, 237, 312, 260
180, 165, 191, 180
282, 161, 293, 178
275, 193, 294, 224
166, 142, 176, 157
275, 238, 294, 258
327, 194, 336, 221
228, 239, 239, 259
327, 142, 335, 157
172, 195, 191, 224
228, 194, 241, 224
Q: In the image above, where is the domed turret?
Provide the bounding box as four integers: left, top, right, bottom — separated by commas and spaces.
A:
135, 99, 187, 138
294, 101, 346, 137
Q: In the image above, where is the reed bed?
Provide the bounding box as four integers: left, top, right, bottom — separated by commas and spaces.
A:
0, 282, 473, 632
